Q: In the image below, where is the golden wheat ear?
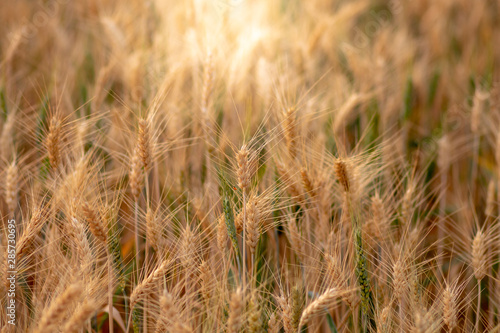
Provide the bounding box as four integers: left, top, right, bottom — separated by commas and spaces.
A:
155, 289, 191, 333
237, 144, 250, 193
34, 283, 84, 333
62, 299, 98, 333
472, 229, 487, 282
268, 312, 281, 333
303, 288, 349, 332
130, 259, 171, 308
277, 292, 293, 333
16, 204, 47, 261
138, 117, 152, 171
442, 284, 458, 332
130, 147, 144, 200
227, 287, 244, 333
81, 202, 107, 244
282, 106, 298, 160
334, 158, 351, 194
246, 196, 260, 255
46, 115, 62, 169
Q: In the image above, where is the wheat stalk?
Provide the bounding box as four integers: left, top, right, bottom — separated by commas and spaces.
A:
201, 51, 214, 115
4, 160, 18, 216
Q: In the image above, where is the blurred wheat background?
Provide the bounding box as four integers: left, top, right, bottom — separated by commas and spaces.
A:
1, 0, 500, 332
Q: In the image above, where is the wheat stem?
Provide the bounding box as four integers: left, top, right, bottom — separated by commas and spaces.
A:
438, 170, 447, 267
107, 247, 114, 333
242, 190, 247, 291
135, 200, 140, 282
476, 280, 481, 333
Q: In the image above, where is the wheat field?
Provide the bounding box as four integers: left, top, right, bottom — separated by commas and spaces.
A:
1, 0, 500, 332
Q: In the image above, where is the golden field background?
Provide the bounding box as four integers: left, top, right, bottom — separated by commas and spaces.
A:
1, 0, 500, 332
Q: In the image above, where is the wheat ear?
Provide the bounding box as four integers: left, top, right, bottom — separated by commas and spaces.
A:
81, 202, 107, 244
155, 289, 191, 333
227, 288, 244, 333
62, 300, 97, 333
300, 167, 317, 199
393, 257, 406, 333
46, 116, 62, 169
130, 259, 171, 307
17, 206, 46, 260
138, 118, 152, 171
246, 196, 260, 273
128, 259, 171, 332
248, 293, 262, 333
298, 288, 341, 331
355, 229, 376, 331
81, 202, 113, 331
35, 283, 83, 333
277, 294, 294, 333
472, 229, 486, 332
268, 312, 281, 333
146, 207, 160, 256
290, 284, 305, 332
217, 214, 228, 255
442, 284, 457, 333
283, 106, 298, 160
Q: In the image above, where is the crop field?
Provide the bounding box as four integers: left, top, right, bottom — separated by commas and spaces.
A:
1, 0, 500, 332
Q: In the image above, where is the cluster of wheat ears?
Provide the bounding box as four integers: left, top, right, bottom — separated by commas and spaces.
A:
1, 0, 500, 332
